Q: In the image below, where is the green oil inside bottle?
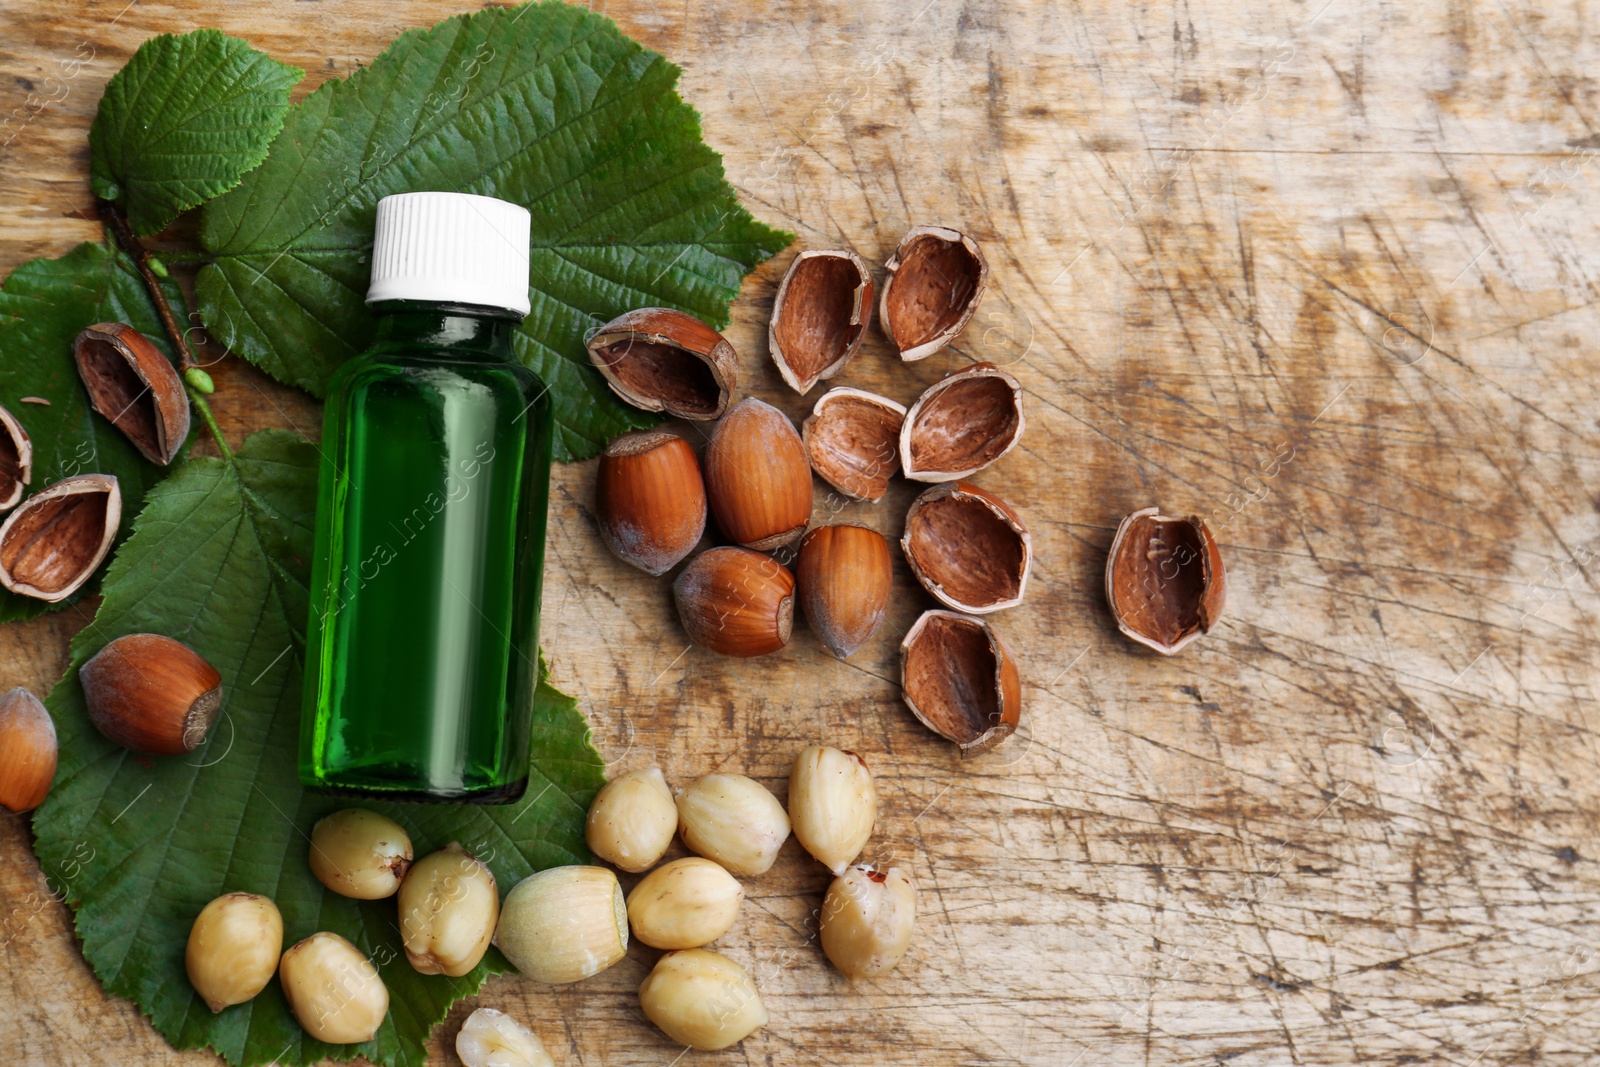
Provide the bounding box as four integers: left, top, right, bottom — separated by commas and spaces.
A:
299, 304, 552, 802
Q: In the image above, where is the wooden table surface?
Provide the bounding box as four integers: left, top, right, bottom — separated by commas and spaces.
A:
4, 1, 1600, 1064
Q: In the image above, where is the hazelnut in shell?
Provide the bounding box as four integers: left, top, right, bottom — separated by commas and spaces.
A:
0, 686, 55, 813
80, 633, 222, 755
1105, 507, 1226, 655
73, 322, 191, 465
801, 387, 905, 503
672, 546, 795, 658
902, 482, 1031, 614
900, 362, 1024, 482
879, 226, 988, 361
703, 397, 813, 550
586, 308, 738, 421
769, 250, 874, 394
796, 524, 892, 659
596, 431, 706, 575
900, 609, 1021, 757
0, 473, 120, 602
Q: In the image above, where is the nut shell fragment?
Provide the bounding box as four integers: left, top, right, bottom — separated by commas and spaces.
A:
801, 388, 905, 502
0, 405, 32, 510
1105, 507, 1227, 655
0, 473, 120, 602
900, 362, 1024, 482
586, 308, 739, 421
900, 610, 1021, 757
902, 482, 1030, 613
769, 250, 874, 394
73, 322, 190, 465
879, 226, 988, 361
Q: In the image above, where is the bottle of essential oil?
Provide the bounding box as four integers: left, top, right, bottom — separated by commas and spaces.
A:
299, 192, 551, 802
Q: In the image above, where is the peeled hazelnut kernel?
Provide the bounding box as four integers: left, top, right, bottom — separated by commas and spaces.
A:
801, 387, 905, 502
74, 322, 191, 465
788, 746, 877, 875
1105, 507, 1227, 655
627, 857, 745, 950
900, 610, 1022, 757
879, 226, 988, 361
0, 686, 55, 813
900, 362, 1024, 481
586, 766, 678, 873
675, 773, 791, 876
80, 633, 223, 755
673, 546, 795, 658
596, 431, 706, 575
796, 524, 892, 659
769, 250, 874, 394
820, 865, 917, 979
278, 931, 389, 1044
703, 397, 813, 551
0, 473, 121, 602
0, 404, 32, 511
398, 843, 498, 977
309, 808, 413, 900
456, 1007, 553, 1067
186, 892, 283, 1012
638, 948, 768, 1051
494, 865, 628, 983
586, 308, 739, 421
902, 482, 1031, 614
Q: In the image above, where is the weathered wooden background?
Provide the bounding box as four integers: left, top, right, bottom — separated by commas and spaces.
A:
4, 0, 1600, 1063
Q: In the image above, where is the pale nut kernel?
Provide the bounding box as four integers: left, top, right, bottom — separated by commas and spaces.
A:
638, 948, 768, 1051
398, 842, 498, 977
278, 931, 390, 1044
788, 745, 877, 875
185, 892, 283, 1012
585, 767, 677, 873
820, 865, 917, 980
455, 1006, 553, 1067
627, 857, 745, 950
494, 865, 628, 983
675, 773, 791, 876
308, 808, 413, 900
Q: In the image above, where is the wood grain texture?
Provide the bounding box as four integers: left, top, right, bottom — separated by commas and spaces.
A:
2, 0, 1599, 1064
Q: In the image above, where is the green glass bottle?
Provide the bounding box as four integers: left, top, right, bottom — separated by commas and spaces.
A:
299, 192, 550, 802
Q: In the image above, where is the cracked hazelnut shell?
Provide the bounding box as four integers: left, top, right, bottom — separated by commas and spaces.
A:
1105, 507, 1226, 655
704, 397, 812, 550
900, 610, 1021, 757
796, 524, 892, 659
879, 226, 988, 361
0, 404, 32, 511
74, 322, 191, 465
769, 250, 873, 394
900, 362, 1024, 481
596, 430, 706, 575
673, 546, 795, 657
0, 473, 120, 602
586, 308, 739, 421
902, 482, 1030, 614
801, 387, 905, 502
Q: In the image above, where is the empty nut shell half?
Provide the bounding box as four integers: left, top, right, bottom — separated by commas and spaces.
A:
796, 524, 892, 659
902, 482, 1030, 614
900, 362, 1024, 482
673, 546, 795, 657
586, 308, 739, 421
74, 323, 191, 465
704, 397, 813, 550
596, 431, 706, 575
1105, 507, 1227, 655
801, 388, 905, 503
0, 473, 120, 602
769, 250, 874, 394
879, 226, 988, 361
0, 405, 32, 510
900, 610, 1021, 757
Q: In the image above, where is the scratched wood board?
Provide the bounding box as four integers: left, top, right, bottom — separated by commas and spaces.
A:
1, 0, 1598, 1064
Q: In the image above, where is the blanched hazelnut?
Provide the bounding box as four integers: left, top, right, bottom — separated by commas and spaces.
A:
278, 931, 389, 1044
820, 865, 916, 979
675, 773, 790, 876
638, 948, 767, 1050
186, 892, 282, 1011
586, 766, 677, 873
455, 1006, 553, 1067
627, 857, 744, 949
308, 808, 412, 900
788, 745, 876, 874
494, 865, 628, 983
397, 842, 498, 976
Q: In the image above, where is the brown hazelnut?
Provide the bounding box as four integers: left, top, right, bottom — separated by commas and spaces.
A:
902, 482, 1030, 614
1105, 507, 1226, 655
586, 308, 739, 421
801, 387, 905, 503
900, 362, 1024, 481
80, 633, 223, 754
900, 610, 1021, 756
879, 226, 988, 361
0, 404, 32, 511
704, 397, 812, 550
796, 524, 892, 659
596, 430, 706, 575
74, 322, 191, 465
0, 686, 55, 813
0, 473, 120, 602
769, 250, 874, 394
673, 546, 795, 657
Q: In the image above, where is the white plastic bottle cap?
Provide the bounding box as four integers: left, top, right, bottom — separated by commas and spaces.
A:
366, 192, 532, 316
